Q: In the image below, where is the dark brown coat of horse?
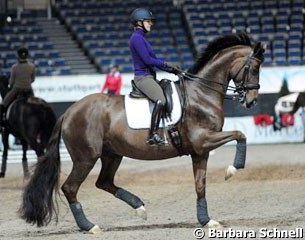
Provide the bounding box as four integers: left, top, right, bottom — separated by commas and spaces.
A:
20, 33, 265, 232
0, 76, 57, 178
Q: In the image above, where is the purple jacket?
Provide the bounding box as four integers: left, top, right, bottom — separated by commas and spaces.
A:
129, 28, 172, 77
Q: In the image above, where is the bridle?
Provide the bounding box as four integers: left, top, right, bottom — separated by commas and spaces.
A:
178, 51, 263, 101
231, 51, 262, 93
177, 51, 263, 121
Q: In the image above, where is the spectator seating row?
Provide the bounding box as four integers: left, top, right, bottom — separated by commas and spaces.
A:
0, 19, 71, 76
183, 0, 305, 66
55, 0, 194, 73
2, 0, 305, 77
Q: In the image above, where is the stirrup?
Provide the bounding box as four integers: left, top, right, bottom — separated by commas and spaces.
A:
146, 133, 165, 145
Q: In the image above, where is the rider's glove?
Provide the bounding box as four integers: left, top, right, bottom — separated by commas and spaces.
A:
166, 62, 182, 75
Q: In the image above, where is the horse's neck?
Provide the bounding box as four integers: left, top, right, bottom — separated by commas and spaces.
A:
186, 66, 228, 107
182, 52, 236, 121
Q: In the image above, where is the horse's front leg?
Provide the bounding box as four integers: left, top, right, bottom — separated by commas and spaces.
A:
202, 130, 247, 180
20, 139, 29, 179
0, 131, 9, 178
191, 153, 222, 228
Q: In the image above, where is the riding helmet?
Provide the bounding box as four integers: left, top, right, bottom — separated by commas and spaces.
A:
17, 47, 29, 59
130, 8, 155, 25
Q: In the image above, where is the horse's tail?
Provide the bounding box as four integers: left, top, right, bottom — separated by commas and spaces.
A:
43, 105, 57, 142
19, 114, 64, 227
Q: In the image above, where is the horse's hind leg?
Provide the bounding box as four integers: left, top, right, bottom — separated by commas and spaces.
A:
96, 153, 147, 220
61, 153, 100, 234
191, 153, 222, 228
20, 139, 29, 179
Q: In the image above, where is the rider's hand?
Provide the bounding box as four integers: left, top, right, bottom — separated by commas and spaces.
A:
166, 62, 182, 75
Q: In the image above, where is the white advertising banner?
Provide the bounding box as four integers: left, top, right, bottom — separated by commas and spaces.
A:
259, 66, 305, 94
33, 66, 305, 103
223, 115, 304, 144
33, 72, 178, 103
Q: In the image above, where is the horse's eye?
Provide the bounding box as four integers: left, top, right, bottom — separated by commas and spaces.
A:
251, 68, 259, 74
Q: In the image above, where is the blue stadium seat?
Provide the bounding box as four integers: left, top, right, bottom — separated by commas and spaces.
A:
274, 57, 287, 65
288, 56, 302, 65
59, 67, 72, 75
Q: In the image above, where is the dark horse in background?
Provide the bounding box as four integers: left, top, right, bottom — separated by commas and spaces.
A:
0, 75, 57, 178
20, 33, 265, 232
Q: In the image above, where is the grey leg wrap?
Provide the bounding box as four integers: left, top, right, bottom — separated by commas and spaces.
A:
233, 139, 247, 169
115, 188, 144, 209
70, 202, 95, 231
197, 198, 210, 226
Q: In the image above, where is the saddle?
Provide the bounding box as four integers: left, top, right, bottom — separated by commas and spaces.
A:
130, 79, 174, 119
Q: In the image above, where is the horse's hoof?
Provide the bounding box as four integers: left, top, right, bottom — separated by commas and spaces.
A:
87, 225, 102, 234
135, 205, 147, 220
207, 219, 222, 229
225, 165, 237, 180
0, 172, 4, 178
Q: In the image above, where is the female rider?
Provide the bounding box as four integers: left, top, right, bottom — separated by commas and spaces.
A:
129, 8, 180, 145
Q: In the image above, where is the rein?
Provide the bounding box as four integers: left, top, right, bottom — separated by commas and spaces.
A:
178, 71, 236, 100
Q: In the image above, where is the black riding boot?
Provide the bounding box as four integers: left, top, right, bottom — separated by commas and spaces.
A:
147, 100, 165, 145
0, 105, 6, 133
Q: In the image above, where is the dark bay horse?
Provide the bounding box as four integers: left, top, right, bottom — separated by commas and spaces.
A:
0, 76, 57, 178
20, 33, 265, 232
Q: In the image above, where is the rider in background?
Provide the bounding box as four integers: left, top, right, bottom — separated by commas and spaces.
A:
101, 64, 122, 95
129, 8, 181, 145
0, 47, 35, 132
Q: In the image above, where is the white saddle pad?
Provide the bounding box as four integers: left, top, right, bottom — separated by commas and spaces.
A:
125, 81, 182, 129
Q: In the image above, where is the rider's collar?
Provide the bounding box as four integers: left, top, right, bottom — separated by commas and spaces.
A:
135, 27, 145, 36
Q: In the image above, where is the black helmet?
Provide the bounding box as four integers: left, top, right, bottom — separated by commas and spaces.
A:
17, 47, 29, 59
130, 8, 155, 25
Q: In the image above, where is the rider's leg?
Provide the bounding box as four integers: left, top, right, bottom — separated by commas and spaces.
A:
0, 88, 19, 131
147, 100, 165, 144
134, 75, 166, 145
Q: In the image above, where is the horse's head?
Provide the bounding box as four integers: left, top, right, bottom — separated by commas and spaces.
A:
230, 42, 266, 108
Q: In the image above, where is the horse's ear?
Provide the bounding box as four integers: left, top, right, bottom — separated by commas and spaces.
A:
253, 42, 261, 53
253, 42, 266, 54
262, 42, 267, 52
